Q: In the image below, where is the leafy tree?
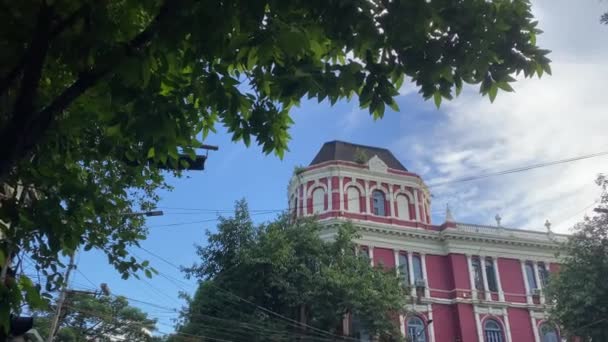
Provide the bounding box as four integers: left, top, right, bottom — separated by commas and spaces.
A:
0, 0, 551, 331
547, 176, 608, 341
175, 200, 407, 341
34, 293, 157, 342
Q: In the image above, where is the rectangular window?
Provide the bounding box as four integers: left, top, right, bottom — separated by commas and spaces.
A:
485, 258, 498, 292
539, 263, 550, 287
412, 254, 423, 281
360, 246, 370, 261
472, 257, 484, 290
525, 262, 538, 290
398, 253, 409, 285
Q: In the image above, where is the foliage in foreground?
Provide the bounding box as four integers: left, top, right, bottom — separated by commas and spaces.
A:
33, 293, 157, 342
1, 0, 550, 331
172, 200, 406, 341
547, 176, 608, 341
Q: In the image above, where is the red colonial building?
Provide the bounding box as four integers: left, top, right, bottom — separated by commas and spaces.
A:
288, 141, 565, 342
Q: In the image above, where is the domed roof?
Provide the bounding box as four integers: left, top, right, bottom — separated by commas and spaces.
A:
309, 141, 408, 171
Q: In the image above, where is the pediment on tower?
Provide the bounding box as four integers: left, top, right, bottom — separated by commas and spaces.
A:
367, 155, 388, 173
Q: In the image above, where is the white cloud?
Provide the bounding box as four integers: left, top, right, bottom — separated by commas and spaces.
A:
392, 0, 608, 234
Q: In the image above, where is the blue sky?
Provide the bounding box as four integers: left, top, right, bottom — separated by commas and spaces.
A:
60, 0, 608, 335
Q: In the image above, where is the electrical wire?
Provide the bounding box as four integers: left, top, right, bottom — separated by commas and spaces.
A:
427, 150, 608, 187
151, 149, 608, 219
137, 245, 359, 341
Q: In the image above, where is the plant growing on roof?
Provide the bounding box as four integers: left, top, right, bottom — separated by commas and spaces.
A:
354, 148, 368, 164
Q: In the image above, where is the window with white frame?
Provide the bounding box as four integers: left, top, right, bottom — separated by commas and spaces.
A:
525, 261, 538, 290
406, 316, 426, 342
484, 319, 504, 342
359, 246, 370, 261
312, 187, 325, 214
538, 262, 550, 287
412, 254, 423, 281
540, 323, 559, 342
347, 187, 361, 213
398, 253, 409, 285
485, 257, 498, 292
396, 194, 410, 220
472, 257, 484, 291
372, 190, 386, 216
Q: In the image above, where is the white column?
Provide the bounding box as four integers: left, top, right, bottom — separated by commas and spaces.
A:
394, 250, 400, 273
530, 310, 540, 342
503, 308, 513, 342
493, 257, 505, 302
521, 260, 532, 304
407, 252, 415, 297
388, 186, 395, 218
302, 181, 308, 216
421, 253, 430, 298
399, 314, 406, 336
328, 174, 333, 212
474, 308, 483, 342
338, 176, 344, 211
368, 246, 374, 267
414, 190, 421, 221
466, 254, 478, 300
533, 262, 545, 304
480, 256, 491, 301
427, 304, 435, 342
364, 180, 370, 214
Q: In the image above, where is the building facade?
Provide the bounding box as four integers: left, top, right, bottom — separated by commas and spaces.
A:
288, 141, 565, 342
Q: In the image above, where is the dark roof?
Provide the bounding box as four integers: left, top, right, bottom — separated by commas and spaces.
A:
309, 141, 407, 171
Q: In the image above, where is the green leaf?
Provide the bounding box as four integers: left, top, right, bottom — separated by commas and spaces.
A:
106, 124, 121, 137
433, 92, 442, 108
147, 147, 155, 159
496, 82, 514, 92
145, 269, 152, 278
488, 84, 498, 102
388, 99, 399, 112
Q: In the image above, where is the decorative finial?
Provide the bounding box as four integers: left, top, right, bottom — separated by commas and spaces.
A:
445, 204, 454, 223
495, 214, 502, 227
545, 219, 552, 232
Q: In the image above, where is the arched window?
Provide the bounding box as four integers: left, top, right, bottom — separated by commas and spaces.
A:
347, 187, 361, 213
540, 324, 559, 342
406, 316, 426, 342
372, 190, 386, 216
396, 195, 410, 220
484, 319, 504, 342
312, 187, 325, 214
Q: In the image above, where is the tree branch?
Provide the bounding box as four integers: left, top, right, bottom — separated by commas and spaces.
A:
0, 0, 176, 182
0, 4, 87, 96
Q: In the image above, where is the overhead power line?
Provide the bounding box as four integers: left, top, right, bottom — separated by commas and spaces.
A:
137, 245, 359, 341
427, 150, 608, 187
148, 149, 608, 221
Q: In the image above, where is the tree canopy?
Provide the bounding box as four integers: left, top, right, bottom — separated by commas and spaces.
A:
34, 293, 157, 341
547, 176, 608, 341
173, 200, 407, 341
0, 0, 551, 331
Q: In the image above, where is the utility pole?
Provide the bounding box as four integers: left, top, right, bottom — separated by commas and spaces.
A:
46, 209, 163, 341
46, 252, 75, 342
